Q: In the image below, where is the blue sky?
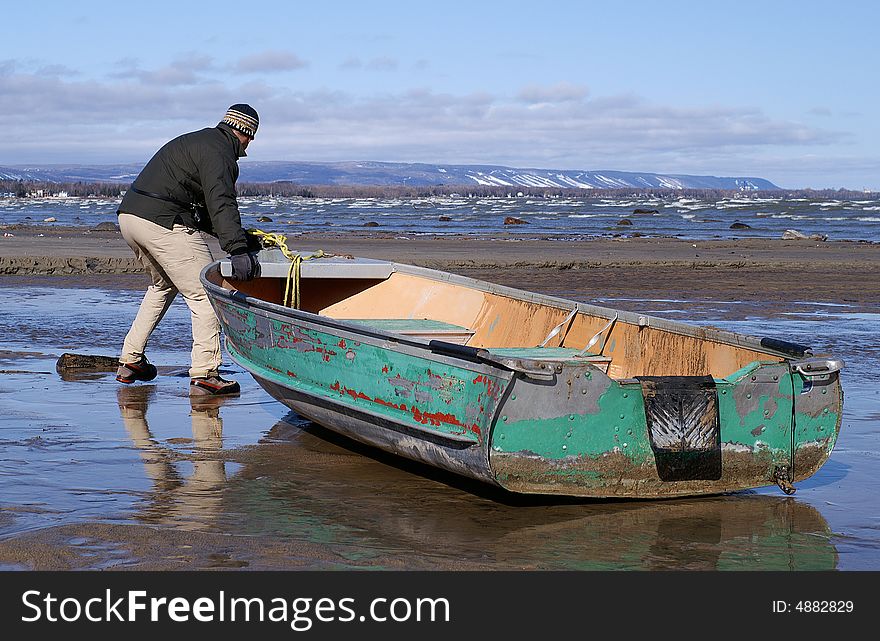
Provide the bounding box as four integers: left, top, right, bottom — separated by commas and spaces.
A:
2, 0, 877, 189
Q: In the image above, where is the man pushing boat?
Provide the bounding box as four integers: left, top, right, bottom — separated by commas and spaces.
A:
115, 104, 262, 396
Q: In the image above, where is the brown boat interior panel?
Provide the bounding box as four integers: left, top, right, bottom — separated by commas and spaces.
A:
212, 268, 780, 379
319, 272, 779, 378
213, 272, 387, 312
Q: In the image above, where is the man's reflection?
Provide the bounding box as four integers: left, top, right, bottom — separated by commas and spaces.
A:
116, 385, 230, 530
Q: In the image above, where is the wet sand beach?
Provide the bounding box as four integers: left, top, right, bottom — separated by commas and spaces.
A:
0, 226, 878, 570
2, 224, 880, 306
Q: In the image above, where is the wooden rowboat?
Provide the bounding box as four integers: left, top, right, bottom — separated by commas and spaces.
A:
201, 248, 843, 498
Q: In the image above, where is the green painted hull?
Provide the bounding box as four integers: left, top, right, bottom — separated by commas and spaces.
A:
203, 264, 843, 498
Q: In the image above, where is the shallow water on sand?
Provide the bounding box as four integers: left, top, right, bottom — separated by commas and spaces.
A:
0, 286, 877, 570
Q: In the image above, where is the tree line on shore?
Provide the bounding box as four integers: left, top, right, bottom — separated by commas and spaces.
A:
0, 179, 875, 201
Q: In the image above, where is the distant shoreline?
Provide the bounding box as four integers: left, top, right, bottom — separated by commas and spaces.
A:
2, 180, 877, 199
1, 224, 878, 310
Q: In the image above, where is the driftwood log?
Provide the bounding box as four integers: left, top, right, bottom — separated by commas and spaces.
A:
55, 352, 119, 373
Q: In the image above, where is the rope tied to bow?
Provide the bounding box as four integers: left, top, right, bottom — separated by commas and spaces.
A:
245, 229, 325, 309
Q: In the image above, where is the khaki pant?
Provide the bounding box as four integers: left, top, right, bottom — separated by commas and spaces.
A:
118, 213, 221, 378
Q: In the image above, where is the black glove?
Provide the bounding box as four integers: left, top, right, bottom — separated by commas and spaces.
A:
245, 232, 263, 253
229, 252, 260, 281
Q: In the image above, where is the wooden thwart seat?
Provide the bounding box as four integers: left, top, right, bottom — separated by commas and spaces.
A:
346, 319, 476, 345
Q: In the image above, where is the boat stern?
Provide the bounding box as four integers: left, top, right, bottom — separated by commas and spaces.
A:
488, 357, 843, 498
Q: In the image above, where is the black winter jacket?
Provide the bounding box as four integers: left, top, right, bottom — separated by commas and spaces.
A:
117, 123, 249, 255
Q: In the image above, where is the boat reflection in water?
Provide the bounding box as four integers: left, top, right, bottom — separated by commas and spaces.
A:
116, 385, 231, 531
222, 414, 839, 571
118, 385, 838, 570
114, 389, 837, 569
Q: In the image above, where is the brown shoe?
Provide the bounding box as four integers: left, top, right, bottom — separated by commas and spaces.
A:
116, 357, 158, 384
190, 374, 241, 396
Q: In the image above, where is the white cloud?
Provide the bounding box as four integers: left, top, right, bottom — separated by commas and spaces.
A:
339, 56, 399, 71
0, 61, 866, 187
339, 57, 363, 70
366, 56, 398, 71
517, 82, 589, 104
109, 54, 216, 86
233, 50, 308, 73
36, 64, 79, 77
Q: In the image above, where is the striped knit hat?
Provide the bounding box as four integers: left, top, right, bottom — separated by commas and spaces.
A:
220, 104, 259, 139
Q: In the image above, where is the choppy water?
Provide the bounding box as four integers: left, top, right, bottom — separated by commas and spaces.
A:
0, 286, 878, 569
2, 194, 880, 241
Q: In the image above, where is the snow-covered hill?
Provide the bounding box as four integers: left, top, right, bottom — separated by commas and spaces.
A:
0, 161, 778, 190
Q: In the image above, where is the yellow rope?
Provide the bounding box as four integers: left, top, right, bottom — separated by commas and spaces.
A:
245, 229, 325, 308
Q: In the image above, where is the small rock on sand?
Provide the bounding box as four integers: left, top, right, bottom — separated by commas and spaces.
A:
363, 221, 380, 227
783, 229, 827, 241
91, 222, 119, 231
43, 217, 57, 223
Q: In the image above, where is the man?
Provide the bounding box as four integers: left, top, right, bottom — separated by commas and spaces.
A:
116, 104, 261, 396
